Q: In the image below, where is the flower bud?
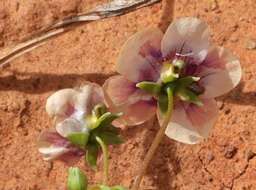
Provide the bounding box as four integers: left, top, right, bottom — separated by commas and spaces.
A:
67, 167, 87, 190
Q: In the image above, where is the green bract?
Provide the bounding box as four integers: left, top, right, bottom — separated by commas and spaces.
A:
68, 167, 87, 190
66, 104, 123, 169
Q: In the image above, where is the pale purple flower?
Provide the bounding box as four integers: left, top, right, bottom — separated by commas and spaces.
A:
38, 82, 104, 163
103, 17, 241, 144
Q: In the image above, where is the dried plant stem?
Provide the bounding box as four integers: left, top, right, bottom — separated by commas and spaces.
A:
132, 89, 173, 190
159, 0, 176, 32
96, 136, 109, 185
0, 0, 161, 69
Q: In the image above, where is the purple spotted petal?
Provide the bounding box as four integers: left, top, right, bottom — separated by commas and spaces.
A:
162, 17, 210, 64
198, 46, 242, 98
117, 27, 163, 82
38, 130, 84, 163
46, 82, 104, 122
164, 99, 218, 144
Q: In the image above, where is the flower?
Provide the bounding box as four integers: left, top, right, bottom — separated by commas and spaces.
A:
103, 17, 241, 144
38, 82, 104, 164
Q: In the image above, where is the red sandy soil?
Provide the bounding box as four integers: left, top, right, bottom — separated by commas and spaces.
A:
0, 0, 256, 189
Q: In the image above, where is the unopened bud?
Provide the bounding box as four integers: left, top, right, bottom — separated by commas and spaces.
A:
67, 167, 87, 190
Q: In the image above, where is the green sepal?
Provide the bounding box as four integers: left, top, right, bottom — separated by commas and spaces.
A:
176, 76, 200, 88
177, 88, 203, 106
160, 63, 179, 83
93, 112, 122, 129
96, 132, 124, 145
104, 124, 119, 134
93, 104, 107, 118
86, 144, 99, 170
136, 81, 162, 96
67, 132, 89, 149
67, 167, 87, 190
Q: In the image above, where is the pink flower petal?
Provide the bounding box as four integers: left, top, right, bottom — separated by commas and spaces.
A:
117, 27, 163, 82
46, 89, 77, 119
199, 46, 242, 98
164, 99, 218, 144
56, 118, 87, 138
103, 76, 157, 127
162, 17, 210, 63
103, 75, 137, 106
46, 82, 104, 121
38, 130, 84, 163
113, 100, 157, 128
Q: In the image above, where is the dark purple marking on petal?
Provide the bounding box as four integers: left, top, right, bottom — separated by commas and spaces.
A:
65, 103, 76, 117
138, 66, 160, 82
201, 48, 226, 69
41, 131, 70, 147
139, 41, 163, 61
146, 97, 157, 106
183, 63, 199, 76
58, 147, 85, 165
137, 40, 164, 82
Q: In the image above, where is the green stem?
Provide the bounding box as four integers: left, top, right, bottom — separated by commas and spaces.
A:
131, 88, 174, 190
95, 136, 109, 185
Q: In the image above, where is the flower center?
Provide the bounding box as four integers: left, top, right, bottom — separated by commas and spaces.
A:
137, 59, 205, 108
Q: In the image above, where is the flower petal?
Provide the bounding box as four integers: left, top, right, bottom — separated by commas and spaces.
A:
46, 89, 77, 119
162, 17, 210, 63
56, 118, 88, 138
113, 100, 157, 128
103, 75, 137, 106
38, 130, 71, 160
164, 99, 218, 144
117, 28, 163, 82
38, 130, 84, 163
103, 75, 157, 127
199, 46, 242, 98
46, 82, 104, 121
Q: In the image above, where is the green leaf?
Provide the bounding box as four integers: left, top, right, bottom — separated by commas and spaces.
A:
67, 132, 89, 149
67, 167, 87, 190
96, 132, 124, 145
177, 88, 203, 106
86, 144, 99, 170
136, 81, 162, 96
93, 112, 122, 129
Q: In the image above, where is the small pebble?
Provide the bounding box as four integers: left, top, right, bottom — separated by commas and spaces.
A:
245, 150, 256, 161
224, 145, 237, 159
245, 39, 256, 50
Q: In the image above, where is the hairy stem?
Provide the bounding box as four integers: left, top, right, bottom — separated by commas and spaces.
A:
95, 136, 109, 185
132, 88, 173, 190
